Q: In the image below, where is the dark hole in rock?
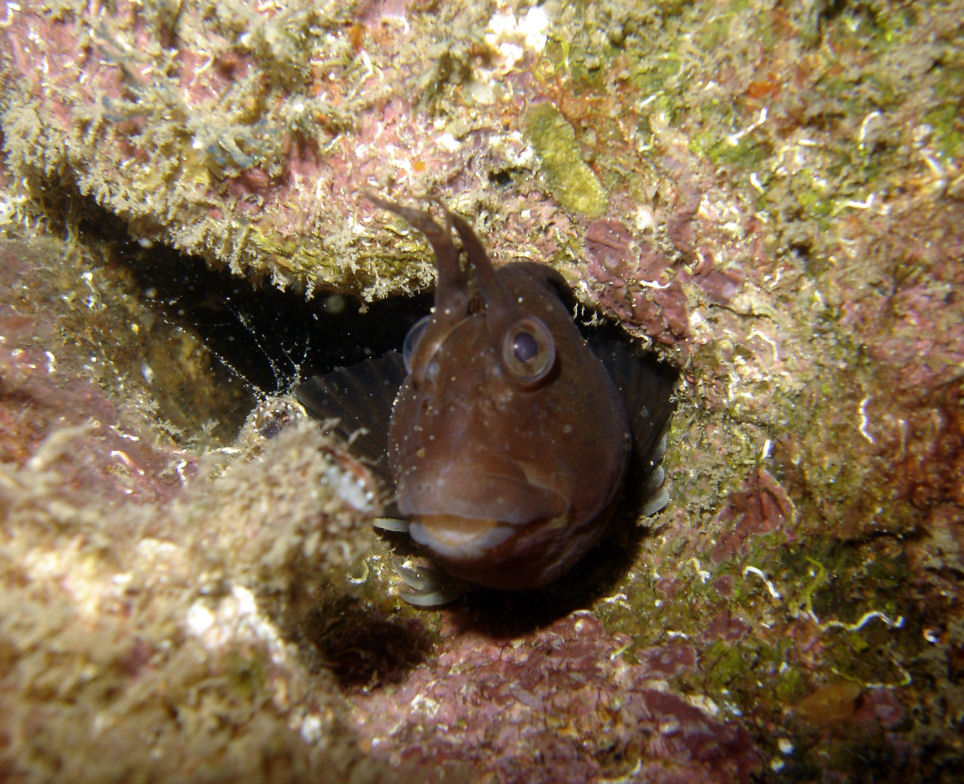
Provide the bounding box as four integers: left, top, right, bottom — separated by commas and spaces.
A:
67, 196, 430, 441
119, 241, 431, 397
487, 168, 514, 186
297, 594, 431, 689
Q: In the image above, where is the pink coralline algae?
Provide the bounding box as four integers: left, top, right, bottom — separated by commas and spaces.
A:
0, 2, 569, 295
583, 206, 746, 349
837, 202, 964, 392
0, 329, 187, 506
350, 613, 761, 784
0, 245, 191, 506
636, 640, 699, 677
709, 468, 795, 564
584, 218, 690, 345
852, 688, 906, 729
702, 609, 750, 644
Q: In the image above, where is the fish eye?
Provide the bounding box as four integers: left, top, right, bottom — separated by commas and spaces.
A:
502, 316, 555, 384
403, 315, 432, 373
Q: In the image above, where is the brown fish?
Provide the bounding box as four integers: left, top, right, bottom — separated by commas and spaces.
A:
297, 197, 675, 603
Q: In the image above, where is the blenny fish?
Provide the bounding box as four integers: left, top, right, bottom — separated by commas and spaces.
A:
297, 197, 676, 604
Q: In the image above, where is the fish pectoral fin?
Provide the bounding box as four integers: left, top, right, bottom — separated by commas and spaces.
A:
586, 332, 678, 470
391, 557, 470, 606
295, 350, 406, 481
373, 517, 410, 533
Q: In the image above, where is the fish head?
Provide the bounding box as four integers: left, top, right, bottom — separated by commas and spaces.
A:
370, 198, 631, 590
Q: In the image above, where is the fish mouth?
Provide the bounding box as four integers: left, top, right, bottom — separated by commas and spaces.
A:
408, 514, 514, 561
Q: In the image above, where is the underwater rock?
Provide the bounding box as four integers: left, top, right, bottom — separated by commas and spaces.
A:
0, 234, 405, 782
0, 1, 962, 781
351, 613, 761, 784
0, 1, 562, 299
584, 216, 691, 345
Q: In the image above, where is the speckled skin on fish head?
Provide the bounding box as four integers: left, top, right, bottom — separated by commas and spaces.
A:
375, 198, 632, 591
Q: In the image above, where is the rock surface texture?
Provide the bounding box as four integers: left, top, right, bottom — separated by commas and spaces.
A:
1, 1, 962, 782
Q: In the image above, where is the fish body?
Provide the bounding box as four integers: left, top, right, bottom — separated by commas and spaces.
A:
297, 198, 674, 596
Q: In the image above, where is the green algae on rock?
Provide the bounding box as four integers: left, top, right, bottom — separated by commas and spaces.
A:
524, 103, 607, 218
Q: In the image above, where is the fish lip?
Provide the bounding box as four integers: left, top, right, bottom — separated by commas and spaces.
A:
408, 515, 514, 561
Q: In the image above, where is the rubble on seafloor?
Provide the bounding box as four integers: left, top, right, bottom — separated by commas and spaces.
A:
1, 1, 963, 782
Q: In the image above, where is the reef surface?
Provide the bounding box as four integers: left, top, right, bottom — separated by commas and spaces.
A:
1, 1, 962, 782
